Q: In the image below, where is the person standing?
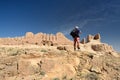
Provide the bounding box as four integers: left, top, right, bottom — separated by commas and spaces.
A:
70, 26, 82, 51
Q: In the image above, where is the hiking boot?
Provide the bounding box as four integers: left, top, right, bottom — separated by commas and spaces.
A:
77, 47, 80, 50
74, 48, 76, 51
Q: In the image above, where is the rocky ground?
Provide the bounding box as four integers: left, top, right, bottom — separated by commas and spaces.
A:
0, 43, 119, 80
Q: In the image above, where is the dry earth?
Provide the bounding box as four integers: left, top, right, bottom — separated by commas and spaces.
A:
0, 44, 119, 80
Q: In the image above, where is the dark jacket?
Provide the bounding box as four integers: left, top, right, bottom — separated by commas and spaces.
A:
70, 28, 80, 38
74, 28, 80, 38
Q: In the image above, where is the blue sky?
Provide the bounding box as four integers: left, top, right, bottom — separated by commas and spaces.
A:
0, 0, 120, 52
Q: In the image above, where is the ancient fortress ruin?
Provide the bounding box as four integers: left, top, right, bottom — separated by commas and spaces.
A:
0, 32, 72, 46
0, 32, 102, 46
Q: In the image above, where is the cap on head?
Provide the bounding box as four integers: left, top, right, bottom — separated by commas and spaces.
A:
75, 26, 79, 29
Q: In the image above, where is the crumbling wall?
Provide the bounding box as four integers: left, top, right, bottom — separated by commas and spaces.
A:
0, 32, 72, 46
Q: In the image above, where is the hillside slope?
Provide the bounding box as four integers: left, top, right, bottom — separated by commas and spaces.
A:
0, 33, 119, 80
0, 44, 119, 80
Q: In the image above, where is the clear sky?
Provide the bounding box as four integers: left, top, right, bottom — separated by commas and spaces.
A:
0, 0, 120, 52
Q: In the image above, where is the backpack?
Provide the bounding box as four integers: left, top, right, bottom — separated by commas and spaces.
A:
70, 29, 76, 38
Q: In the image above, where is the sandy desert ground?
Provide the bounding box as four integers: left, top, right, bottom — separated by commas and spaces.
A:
0, 44, 119, 80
